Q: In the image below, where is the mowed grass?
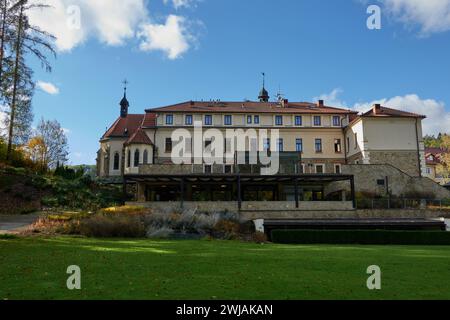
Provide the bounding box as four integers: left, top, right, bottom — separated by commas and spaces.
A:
1, 237, 450, 300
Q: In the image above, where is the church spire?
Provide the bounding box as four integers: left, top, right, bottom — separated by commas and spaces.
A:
258, 72, 269, 102
120, 79, 129, 118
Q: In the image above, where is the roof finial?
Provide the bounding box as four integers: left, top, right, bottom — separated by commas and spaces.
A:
258, 72, 269, 102
122, 79, 129, 97
120, 79, 130, 118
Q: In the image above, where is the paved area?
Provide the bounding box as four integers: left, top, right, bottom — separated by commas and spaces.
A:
0, 214, 39, 234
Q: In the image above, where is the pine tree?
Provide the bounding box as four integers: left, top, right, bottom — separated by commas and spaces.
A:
4, 0, 55, 160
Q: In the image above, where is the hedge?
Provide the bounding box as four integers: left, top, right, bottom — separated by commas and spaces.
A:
271, 230, 450, 245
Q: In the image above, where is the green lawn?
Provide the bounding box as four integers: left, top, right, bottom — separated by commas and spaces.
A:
1, 236, 450, 300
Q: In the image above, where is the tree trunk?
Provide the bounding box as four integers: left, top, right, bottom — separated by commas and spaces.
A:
0, 0, 7, 83
6, 3, 23, 160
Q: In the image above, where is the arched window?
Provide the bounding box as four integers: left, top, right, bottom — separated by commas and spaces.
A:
143, 150, 148, 165
127, 149, 131, 168
134, 149, 140, 167
113, 152, 120, 170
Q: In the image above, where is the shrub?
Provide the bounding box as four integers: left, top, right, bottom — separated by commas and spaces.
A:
213, 220, 240, 239
79, 215, 145, 238
252, 231, 268, 243
100, 205, 149, 216
271, 230, 450, 245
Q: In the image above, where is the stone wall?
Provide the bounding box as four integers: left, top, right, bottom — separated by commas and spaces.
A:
242, 201, 354, 211
126, 201, 444, 221
368, 150, 420, 177
240, 209, 442, 220
341, 164, 450, 199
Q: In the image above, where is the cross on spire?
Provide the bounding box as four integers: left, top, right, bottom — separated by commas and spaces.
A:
122, 79, 129, 96
120, 79, 130, 118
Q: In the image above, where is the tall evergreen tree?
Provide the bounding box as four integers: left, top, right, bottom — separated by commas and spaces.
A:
4, 0, 55, 159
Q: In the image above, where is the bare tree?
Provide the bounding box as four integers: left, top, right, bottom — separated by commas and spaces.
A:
34, 118, 68, 170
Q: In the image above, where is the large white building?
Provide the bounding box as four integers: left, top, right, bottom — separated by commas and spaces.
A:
96, 85, 450, 212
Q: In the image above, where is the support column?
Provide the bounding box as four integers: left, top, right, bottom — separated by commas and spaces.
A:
294, 178, 299, 208
137, 182, 146, 202
180, 178, 185, 209
237, 175, 242, 211
350, 176, 356, 209
122, 176, 127, 204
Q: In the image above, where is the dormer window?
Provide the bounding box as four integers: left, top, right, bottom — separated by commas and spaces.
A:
166, 114, 174, 125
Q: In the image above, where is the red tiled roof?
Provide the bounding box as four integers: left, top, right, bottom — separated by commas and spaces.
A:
142, 112, 157, 127
425, 148, 445, 165
146, 101, 357, 115
101, 114, 144, 140
125, 127, 154, 146
362, 106, 426, 119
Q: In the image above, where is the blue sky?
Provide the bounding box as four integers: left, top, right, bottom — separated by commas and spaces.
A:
23, 0, 450, 164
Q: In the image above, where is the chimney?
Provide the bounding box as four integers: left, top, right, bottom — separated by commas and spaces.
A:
281, 99, 289, 108
373, 104, 381, 114
317, 100, 324, 108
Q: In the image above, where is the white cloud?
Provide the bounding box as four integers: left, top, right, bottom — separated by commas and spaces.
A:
381, 0, 450, 35
37, 81, 60, 95
316, 89, 450, 135
354, 94, 450, 135
313, 88, 346, 107
138, 15, 194, 59
27, 0, 198, 59
63, 128, 71, 135
164, 0, 199, 9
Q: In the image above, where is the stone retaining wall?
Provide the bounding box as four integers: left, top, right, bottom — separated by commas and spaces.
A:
127, 201, 443, 221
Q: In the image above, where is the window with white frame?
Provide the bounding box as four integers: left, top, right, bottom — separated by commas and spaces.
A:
296, 139, 303, 152
165, 114, 174, 125
254, 115, 260, 124
295, 116, 302, 126
204, 115, 213, 126
313, 116, 321, 126
332, 116, 341, 127
275, 115, 283, 126
315, 164, 325, 174
334, 164, 341, 174
224, 115, 233, 126
315, 139, 322, 153
185, 115, 193, 125
277, 138, 284, 152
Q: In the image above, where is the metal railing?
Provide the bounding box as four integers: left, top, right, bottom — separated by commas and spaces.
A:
356, 198, 450, 210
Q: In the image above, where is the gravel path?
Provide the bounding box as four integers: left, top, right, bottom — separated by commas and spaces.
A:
0, 214, 39, 234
